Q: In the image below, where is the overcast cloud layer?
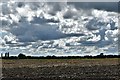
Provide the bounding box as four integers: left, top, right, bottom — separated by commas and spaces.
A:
0, 1, 119, 56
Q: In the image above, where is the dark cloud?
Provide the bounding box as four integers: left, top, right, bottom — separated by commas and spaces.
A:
30, 16, 59, 24
63, 9, 78, 19
10, 24, 65, 42
67, 2, 118, 12
10, 22, 85, 42
80, 40, 112, 47
17, 2, 25, 8
86, 18, 106, 30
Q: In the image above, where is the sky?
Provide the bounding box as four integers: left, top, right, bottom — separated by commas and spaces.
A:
0, 1, 119, 56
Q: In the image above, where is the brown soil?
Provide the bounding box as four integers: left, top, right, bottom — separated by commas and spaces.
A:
1, 58, 120, 80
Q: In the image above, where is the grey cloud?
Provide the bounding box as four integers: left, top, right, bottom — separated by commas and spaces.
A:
67, 2, 118, 12
10, 23, 85, 42
30, 16, 59, 24
10, 23, 65, 42
86, 18, 106, 30
63, 9, 78, 19
47, 2, 67, 15
80, 40, 112, 47
17, 2, 25, 8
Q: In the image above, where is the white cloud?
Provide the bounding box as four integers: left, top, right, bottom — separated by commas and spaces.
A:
87, 35, 101, 42
9, 14, 20, 23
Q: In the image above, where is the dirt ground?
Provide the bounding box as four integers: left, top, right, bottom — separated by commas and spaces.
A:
1, 58, 120, 80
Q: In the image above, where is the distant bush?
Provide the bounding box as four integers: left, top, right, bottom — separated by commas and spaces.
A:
100, 53, 104, 56
18, 53, 26, 59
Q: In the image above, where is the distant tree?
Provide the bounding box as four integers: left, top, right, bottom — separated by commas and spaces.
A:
5, 52, 9, 58
8, 52, 9, 58
18, 53, 26, 59
1, 53, 3, 58
100, 53, 104, 56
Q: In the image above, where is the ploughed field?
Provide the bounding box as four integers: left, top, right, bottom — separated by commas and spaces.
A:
1, 58, 120, 80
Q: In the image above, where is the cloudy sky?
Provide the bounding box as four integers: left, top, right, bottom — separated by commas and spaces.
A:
0, 1, 119, 56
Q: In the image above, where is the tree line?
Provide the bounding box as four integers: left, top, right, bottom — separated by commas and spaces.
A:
0, 52, 120, 59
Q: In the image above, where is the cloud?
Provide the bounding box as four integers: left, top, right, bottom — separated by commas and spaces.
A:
47, 2, 67, 15
63, 5, 79, 19
10, 23, 65, 42
67, 2, 118, 12
1, 2, 119, 56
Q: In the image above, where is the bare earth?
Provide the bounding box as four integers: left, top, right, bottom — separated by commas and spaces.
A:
1, 58, 120, 80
